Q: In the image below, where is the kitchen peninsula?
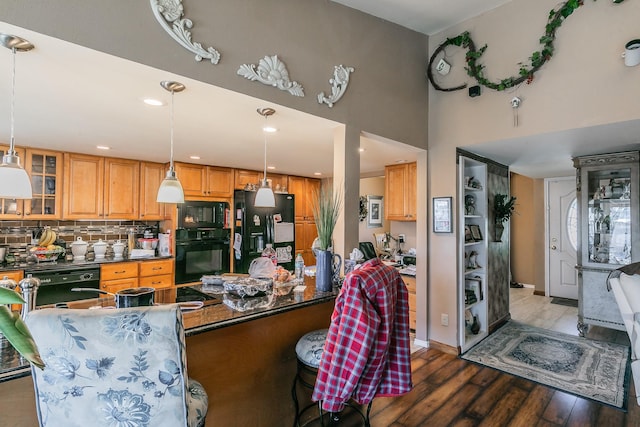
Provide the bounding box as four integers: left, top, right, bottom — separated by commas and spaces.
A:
0, 278, 336, 427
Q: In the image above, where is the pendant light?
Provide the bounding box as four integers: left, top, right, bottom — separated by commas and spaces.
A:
0, 34, 33, 199
156, 80, 185, 203
254, 108, 276, 208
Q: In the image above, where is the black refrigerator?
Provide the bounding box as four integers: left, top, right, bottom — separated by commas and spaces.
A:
233, 190, 296, 274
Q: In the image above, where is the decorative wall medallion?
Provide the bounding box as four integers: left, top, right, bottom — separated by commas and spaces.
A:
150, 0, 221, 65
317, 65, 354, 108
237, 55, 304, 97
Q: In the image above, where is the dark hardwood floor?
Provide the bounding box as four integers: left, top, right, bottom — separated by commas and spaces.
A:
306, 288, 639, 426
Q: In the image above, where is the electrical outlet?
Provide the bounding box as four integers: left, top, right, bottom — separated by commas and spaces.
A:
398, 234, 406, 243
441, 313, 449, 326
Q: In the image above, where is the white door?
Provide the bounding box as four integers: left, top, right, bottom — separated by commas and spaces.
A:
548, 177, 578, 299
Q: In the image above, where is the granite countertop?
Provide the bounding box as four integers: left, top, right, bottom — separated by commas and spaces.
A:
0, 256, 173, 273
0, 276, 337, 382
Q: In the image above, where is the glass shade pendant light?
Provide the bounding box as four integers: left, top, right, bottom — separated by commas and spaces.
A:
156, 80, 185, 203
254, 108, 276, 208
0, 34, 34, 199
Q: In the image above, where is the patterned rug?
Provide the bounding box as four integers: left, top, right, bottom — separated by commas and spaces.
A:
461, 321, 630, 409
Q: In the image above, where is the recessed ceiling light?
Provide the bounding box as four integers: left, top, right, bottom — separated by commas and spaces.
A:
190, 155, 201, 160
263, 126, 277, 133
267, 166, 276, 170
96, 145, 110, 150
314, 172, 322, 176
143, 98, 163, 106
358, 148, 365, 152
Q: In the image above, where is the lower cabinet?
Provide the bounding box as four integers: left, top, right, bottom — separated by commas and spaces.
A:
100, 262, 139, 293
403, 275, 416, 330
100, 259, 175, 293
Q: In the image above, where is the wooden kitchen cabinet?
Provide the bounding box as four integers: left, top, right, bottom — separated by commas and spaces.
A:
139, 258, 174, 289
0, 146, 63, 220
139, 161, 166, 220
385, 162, 416, 221
175, 162, 233, 199
25, 148, 64, 219
100, 262, 139, 293
104, 157, 140, 219
403, 275, 417, 330
289, 176, 320, 265
63, 153, 105, 219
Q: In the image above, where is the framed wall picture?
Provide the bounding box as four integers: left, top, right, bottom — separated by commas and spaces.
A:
433, 197, 453, 233
469, 224, 483, 241
367, 195, 383, 228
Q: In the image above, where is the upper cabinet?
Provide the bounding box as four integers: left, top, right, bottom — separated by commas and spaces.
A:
104, 157, 140, 219
63, 153, 144, 220
139, 161, 166, 220
175, 162, 233, 199
0, 146, 63, 220
385, 162, 416, 221
63, 153, 105, 219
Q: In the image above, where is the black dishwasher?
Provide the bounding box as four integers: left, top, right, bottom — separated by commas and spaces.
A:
25, 267, 101, 307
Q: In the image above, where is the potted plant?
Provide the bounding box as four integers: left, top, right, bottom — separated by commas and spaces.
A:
0, 287, 44, 369
494, 194, 517, 242
311, 183, 342, 291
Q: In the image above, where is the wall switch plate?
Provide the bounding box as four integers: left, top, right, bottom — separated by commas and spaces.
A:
398, 234, 406, 243
441, 313, 449, 326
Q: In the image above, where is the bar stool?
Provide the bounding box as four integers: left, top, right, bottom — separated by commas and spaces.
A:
292, 328, 328, 427
292, 329, 373, 427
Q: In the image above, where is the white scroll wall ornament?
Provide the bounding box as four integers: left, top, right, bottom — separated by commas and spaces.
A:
237, 55, 304, 97
317, 65, 354, 108
150, 0, 221, 65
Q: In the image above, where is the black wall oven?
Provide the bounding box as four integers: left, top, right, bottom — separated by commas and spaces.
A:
174, 228, 230, 284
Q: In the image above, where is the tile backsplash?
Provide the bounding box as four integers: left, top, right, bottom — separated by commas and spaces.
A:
0, 220, 160, 263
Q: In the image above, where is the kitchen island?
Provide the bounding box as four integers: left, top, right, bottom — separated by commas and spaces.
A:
0, 277, 336, 427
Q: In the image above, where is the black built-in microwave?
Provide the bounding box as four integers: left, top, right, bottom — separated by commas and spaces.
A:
177, 201, 230, 230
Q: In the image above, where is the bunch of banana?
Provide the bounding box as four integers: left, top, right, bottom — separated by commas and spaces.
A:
38, 229, 57, 247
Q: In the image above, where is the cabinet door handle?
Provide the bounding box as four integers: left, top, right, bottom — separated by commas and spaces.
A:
115, 270, 126, 274
152, 281, 162, 285
152, 267, 162, 271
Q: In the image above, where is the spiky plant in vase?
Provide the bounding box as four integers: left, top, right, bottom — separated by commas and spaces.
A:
311, 183, 342, 291
0, 287, 44, 369
494, 194, 517, 242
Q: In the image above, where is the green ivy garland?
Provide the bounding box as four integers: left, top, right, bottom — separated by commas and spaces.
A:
427, 0, 626, 92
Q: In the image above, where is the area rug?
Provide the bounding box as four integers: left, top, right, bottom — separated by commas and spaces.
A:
461, 321, 630, 409
550, 297, 578, 307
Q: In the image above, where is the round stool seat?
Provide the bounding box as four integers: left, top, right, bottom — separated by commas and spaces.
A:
295, 328, 328, 368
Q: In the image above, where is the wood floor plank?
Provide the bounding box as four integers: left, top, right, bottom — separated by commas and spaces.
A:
465, 374, 516, 419
507, 385, 555, 427
421, 383, 482, 426
596, 404, 626, 426
477, 384, 528, 427
541, 390, 578, 424
397, 363, 481, 425
565, 398, 601, 427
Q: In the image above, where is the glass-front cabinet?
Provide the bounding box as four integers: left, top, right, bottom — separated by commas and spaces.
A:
0, 145, 62, 219
574, 151, 639, 335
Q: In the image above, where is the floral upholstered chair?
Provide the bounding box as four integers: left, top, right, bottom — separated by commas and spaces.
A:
25, 305, 208, 427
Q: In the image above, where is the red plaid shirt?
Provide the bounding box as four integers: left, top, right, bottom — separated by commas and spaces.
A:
312, 257, 413, 412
